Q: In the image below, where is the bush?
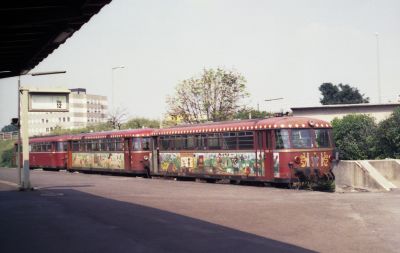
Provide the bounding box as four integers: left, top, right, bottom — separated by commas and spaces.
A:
331, 114, 378, 160
376, 107, 400, 158
0, 140, 15, 167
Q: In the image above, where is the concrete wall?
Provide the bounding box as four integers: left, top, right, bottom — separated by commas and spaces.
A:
369, 160, 400, 187
333, 161, 384, 191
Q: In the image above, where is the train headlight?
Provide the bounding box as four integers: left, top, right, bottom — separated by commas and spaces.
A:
294, 156, 301, 164
143, 156, 149, 161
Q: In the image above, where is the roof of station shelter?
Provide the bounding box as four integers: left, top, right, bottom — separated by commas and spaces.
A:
0, 0, 111, 79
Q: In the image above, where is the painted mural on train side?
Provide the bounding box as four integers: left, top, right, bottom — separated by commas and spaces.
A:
72, 153, 124, 169
159, 152, 264, 176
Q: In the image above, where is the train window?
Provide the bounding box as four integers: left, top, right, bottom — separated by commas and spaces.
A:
175, 135, 186, 150
100, 140, 108, 151
238, 132, 254, 150
291, 129, 312, 148
159, 136, 168, 150
56, 142, 68, 152
266, 131, 272, 149
207, 133, 221, 150
142, 138, 151, 150
79, 141, 85, 152
222, 132, 237, 150
315, 129, 330, 148
186, 136, 196, 150
86, 141, 93, 152
132, 138, 141, 151
275, 130, 290, 149
92, 140, 100, 152
115, 140, 124, 151
72, 141, 79, 151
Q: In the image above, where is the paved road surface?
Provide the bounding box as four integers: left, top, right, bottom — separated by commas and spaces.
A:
1, 168, 399, 253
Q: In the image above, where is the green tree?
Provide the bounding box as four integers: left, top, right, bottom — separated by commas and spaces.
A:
319, 83, 369, 105
123, 117, 160, 129
331, 114, 377, 160
234, 107, 271, 120
167, 68, 249, 123
376, 107, 400, 158
1, 124, 18, 132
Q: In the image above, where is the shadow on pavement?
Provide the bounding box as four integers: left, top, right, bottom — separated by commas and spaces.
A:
0, 188, 315, 253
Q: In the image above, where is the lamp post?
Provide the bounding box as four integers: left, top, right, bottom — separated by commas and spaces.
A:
375, 32, 381, 104
111, 66, 125, 112
17, 71, 66, 190
264, 97, 284, 116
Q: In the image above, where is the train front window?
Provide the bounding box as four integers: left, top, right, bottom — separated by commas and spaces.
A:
142, 138, 151, 150
315, 129, 331, 148
132, 138, 141, 150
291, 129, 312, 149
275, 129, 290, 149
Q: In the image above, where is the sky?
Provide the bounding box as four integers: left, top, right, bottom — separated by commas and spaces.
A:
1, 0, 400, 127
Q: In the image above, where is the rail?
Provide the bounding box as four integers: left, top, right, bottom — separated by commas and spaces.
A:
0, 131, 19, 141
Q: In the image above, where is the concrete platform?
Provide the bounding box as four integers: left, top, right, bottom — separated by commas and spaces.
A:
333, 160, 399, 192
1, 168, 400, 253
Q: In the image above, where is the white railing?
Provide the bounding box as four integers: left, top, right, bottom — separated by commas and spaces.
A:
0, 131, 19, 141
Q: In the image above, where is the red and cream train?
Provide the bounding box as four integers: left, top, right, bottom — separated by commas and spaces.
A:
17, 116, 336, 185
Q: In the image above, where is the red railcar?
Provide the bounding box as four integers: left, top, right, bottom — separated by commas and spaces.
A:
29, 135, 70, 170
151, 117, 335, 185
68, 129, 153, 175
21, 116, 335, 186
25, 129, 154, 175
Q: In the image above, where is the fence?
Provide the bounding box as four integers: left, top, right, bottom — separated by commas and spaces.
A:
0, 131, 19, 141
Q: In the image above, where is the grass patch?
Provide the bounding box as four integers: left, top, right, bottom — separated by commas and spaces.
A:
0, 139, 15, 167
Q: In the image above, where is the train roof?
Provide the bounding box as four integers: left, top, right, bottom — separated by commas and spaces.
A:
69, 128, 155, 140
29, 135, 71, 143
27, 129, 155, 143
154, 116, 331, 135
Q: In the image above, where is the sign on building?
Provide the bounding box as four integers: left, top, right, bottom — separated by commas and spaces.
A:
28, 90, 70, 112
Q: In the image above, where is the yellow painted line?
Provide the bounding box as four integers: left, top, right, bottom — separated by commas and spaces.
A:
0, 179, 19, 187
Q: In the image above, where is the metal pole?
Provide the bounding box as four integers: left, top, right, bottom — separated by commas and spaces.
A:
17, 76, 21, 185
111, 69, 114, 112
20, 87, 31, 190
111, 66, 125, 112
375, 33, 381, 104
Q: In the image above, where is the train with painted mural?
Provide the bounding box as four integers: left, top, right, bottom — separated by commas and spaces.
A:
16, 116, 336, 186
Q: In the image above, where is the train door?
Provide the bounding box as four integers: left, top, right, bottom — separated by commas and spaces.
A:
264, 130, 274, 180
67, 141, 72, 170
255, 131, 264, 177
150, 136, 159, 174
124, 138, 131, 171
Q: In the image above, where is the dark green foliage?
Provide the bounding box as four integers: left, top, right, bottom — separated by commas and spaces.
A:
376, 107, 400, 158
0, 140, 15, 167
319, 83, 369, 105
1, 124, 18, 132
331, 114, 377, 160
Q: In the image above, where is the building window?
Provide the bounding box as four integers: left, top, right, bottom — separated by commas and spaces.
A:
46, 119, 48, 123
63, 117, 66, 122
67, 117, 70, 122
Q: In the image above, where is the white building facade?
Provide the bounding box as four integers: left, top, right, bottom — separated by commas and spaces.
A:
291, 103, 400, 123
28, 88, 108, 136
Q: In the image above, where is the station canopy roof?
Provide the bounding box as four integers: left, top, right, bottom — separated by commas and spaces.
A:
0, 0, 111, 79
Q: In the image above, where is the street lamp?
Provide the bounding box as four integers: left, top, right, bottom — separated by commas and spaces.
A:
17, 70, 66, 190
264, 97, 284, 116
111, 66, 125, 112
375, 32, 381, 104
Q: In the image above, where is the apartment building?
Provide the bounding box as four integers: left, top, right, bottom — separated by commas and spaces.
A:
28, 88, 108, 136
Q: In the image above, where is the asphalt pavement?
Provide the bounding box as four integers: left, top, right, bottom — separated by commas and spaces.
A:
0, 168, 399, 253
